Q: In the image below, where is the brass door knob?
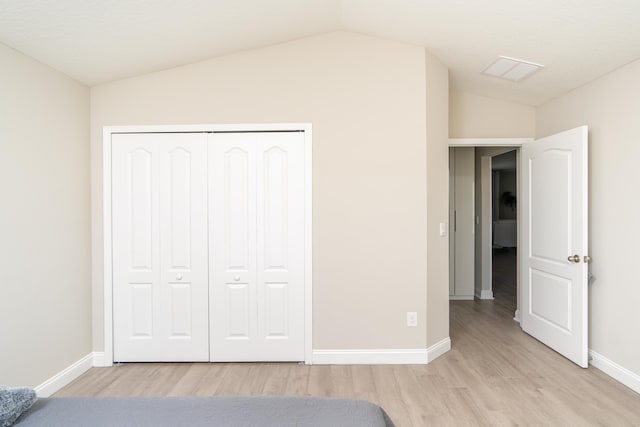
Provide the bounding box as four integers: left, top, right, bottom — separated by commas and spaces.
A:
568, 254, 580, 263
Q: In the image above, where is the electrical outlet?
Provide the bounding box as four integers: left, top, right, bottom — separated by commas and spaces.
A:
406, 311, 418, 327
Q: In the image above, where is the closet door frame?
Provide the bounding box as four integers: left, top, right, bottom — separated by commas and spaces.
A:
102, 123, 313, 366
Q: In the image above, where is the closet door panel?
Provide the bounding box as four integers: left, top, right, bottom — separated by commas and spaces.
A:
256, 133, 305, 359
209, 134, 258, 360
225, 148, 251, 271
112, 133, 208, 362
226, 284, 251, 338
158, 138, 208, 348
129, 148, 154, 271
209, 132, 304, 361
113, 140, 159, 357
112, 129, 306, 363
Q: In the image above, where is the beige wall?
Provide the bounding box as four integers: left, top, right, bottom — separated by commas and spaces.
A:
450, 90, 535, 138
91, 32, 435, 351
0, 43, 91, 386
537, 59, 640, 378
449, 147, 476, 299
425, 53, 450, 347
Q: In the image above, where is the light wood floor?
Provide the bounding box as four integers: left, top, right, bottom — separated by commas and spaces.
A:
58, 258, 640, 425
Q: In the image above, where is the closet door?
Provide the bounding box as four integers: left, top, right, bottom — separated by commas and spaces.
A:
112, 133, 209, 362
209, 132, 305, 361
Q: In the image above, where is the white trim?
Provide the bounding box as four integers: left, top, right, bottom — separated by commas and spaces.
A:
427, 337, 452, 363
448, 137, 533, 147
303, 125, 313, 364
480, 154, 493, 303
311, 339, 451, 365
103, 127, 113, 366
589, 350, 640, 395
515, 149, 522, 328
449, 295, 474, 300
92, 351, 106, 367
312, 349, 428, 364
105, 123, 310, 134
35, 353, 94, 397
478, 290, 494, 300
103, 124, 313, 365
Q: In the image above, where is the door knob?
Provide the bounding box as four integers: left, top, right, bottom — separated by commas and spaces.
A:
584, 255, 591, 263
567, 255, 580, 263
176, 274, 183, 281
233, 275, 240, 281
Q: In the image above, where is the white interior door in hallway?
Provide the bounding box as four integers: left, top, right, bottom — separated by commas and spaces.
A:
111, 131, 306, 363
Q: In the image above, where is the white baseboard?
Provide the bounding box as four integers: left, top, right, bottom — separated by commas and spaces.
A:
312, 340, 452, 365
589, 350, 640, 395
427, 337, 451, 363
92, 351, 107, 367
449, 295, 474, 301
313, 349, 428, 364
479, 290, 494, 300
35, 353, 95, 397
513, 309, 521, 323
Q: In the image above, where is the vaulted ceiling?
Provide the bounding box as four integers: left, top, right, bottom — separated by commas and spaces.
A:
1, 0, 640, 105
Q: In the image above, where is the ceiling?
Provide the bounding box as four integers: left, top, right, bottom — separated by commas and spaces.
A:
1, 0, 640, 105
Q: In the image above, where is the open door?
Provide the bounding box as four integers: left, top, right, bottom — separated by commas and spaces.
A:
521, 126, 589, 368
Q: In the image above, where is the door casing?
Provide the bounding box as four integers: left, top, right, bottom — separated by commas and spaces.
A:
102, 124, 313, 366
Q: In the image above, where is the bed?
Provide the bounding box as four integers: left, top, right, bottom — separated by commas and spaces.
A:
13, 396, 396, 427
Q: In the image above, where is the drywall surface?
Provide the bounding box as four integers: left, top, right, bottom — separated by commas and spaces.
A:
91, 32, 434, 351
425, 52, 450, 347
537, 58, 640, 377
450, 90, 535, 138
0, 42, 91, 386
450, 147, 475, 299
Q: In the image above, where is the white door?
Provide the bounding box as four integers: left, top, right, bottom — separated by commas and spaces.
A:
209, 132, 305, 361
521, 126, 589, 367
112, 133, 209, 362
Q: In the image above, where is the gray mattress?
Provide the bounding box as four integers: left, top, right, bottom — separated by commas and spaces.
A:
14, 396, 395, 427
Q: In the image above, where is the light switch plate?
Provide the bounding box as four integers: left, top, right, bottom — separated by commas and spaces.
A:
406, 311, 418, 327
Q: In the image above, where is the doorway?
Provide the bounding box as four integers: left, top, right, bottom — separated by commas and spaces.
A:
489, 150, 518, 311
449, 141, 524, 322
448, 126, 589, 368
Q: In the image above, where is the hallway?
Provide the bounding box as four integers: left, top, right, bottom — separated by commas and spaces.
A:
491, 247, 517, 309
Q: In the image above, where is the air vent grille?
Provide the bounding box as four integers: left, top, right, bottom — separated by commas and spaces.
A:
483, 56, 544, 82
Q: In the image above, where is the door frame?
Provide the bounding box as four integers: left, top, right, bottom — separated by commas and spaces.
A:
448, 138, 532, 321
103, 123, 313, 366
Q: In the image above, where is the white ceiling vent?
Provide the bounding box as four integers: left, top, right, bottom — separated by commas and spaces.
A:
482, 56, 544, 82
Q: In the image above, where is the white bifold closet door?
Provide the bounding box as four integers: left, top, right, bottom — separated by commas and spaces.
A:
209, 132, 305, 361
112, 133, 209, 362
112, 131, 305, 362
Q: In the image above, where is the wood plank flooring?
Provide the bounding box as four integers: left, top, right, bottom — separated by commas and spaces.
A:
57, 257, 640, 425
